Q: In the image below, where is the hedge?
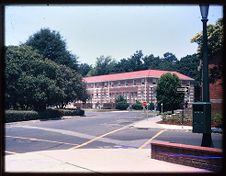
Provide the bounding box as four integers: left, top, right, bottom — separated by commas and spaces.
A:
37, 109, 63, 120
115, 102, 129, 110
57, 108, 85, 116
5, 110, 39, 123
5, 108, 85, 123
132, 101, 143, 110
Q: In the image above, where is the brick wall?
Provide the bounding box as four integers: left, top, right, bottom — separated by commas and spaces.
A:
209, 79, 223, 114
151, 140, 223, 172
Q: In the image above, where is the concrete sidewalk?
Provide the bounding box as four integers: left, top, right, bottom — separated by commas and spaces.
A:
131, 115, 193, 130
131, 115, 222, 133
5, 149, 210, 173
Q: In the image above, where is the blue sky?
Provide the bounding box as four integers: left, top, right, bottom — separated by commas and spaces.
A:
5, 5, 223, 65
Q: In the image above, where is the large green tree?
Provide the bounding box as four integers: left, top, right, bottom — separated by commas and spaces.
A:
25, 28, 78, 71
191, 18, 223, 83
5, 45, 88, 110
156, 73, 184, 113
5, 45, 64, 110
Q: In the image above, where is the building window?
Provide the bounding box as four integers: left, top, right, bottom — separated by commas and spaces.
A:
141, 79, 145, 84
111, 82, 114, 87
133, 80, 136, 85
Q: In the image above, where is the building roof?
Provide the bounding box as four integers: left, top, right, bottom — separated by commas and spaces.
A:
83, 69, 194, 83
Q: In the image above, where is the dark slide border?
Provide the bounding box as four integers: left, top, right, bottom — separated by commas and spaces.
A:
0, 0, 225, 176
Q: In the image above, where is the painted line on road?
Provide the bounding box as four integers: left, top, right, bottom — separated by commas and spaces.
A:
5, 150, 18, 155
138, 129, 166, 149
68, 125, 130, 150
6, 135, 78, 146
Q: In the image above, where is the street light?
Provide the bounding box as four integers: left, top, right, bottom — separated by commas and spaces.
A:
199, 4, 213, 147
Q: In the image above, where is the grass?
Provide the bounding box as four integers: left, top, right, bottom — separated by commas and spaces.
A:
158, 109, 223, 128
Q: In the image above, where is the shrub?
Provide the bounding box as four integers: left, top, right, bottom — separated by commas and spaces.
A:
148, 102, 155, 110
37, 109, 63, 120
115, 95, 129, 110
5, 110, 39, 123
115, 102, 129, 110
132, 101, 143, 110
212, 113, 222, 128
57, 108, 85, 116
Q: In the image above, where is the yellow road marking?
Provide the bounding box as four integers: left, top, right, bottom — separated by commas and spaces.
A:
5, 151, 18, 155
6, 136, 78, 146
138, 129, 166, 149
68, 125, 129, 150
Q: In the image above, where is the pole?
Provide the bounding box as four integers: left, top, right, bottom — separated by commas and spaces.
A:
201, 17, 213, 147
202, 19, 209, 102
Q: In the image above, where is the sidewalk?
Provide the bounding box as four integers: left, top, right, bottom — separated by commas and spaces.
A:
131, 115, 193, 130
5, 149, 210, 173
131, 115, 223, 133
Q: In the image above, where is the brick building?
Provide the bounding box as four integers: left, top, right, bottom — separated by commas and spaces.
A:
81, 69, 194, 109
208, 51, 223, 114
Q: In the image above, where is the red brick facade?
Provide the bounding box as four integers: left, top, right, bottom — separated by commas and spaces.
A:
209, 77, 223, 114
208, 52, 223, 114
81, 69, 194, 109
151, 140, 222, 171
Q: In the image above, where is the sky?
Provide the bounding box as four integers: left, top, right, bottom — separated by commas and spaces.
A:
5, 5, 223, 65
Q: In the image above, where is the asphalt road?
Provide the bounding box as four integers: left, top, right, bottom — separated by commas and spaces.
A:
5, 111, 222, 155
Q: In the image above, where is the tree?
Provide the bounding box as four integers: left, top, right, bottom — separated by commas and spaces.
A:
191, 18, 223, 83
5, 45, 64, 110
156, 52, 178, 71
142, 54, 161, 70
114, 58, 132, 73
88, 56, 117, 76
5, 45, 89, 110
156, 73, 184, 113
115, 95, 129, 110
175, 54, 201, 101
56, 65, 89, 108
176, 54, 200, 83
163, 52, 178, 64
114, 50, 144, 73
128, 50, 144, 71
78, 63, 92, 76
25, 28, 79, 71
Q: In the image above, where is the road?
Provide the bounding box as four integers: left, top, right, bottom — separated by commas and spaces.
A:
5, 111, 222, 155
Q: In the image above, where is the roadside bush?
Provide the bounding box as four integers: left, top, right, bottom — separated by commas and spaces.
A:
148, 102, 155, 110
212, 113, 222, 128
5, 110, 39, 123
115, 95, 129, 110
57, 108, 85, 116
132, 101, 143, 110
37, 109, 63, 120
115, 102, 129, 110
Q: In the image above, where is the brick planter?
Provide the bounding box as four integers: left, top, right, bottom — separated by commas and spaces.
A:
151, 140, 223, 172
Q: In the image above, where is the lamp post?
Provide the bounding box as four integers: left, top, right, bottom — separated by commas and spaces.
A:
199, 5, 213, 147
